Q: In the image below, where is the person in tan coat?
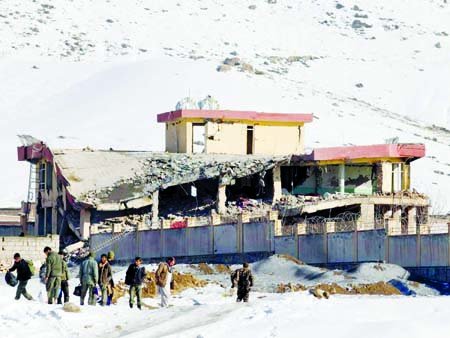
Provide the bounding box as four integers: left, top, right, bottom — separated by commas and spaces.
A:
155, 257, 176, 307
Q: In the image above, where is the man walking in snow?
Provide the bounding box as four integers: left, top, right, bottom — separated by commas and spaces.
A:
106, 250, 115, 305
155, 257, 176, 308
9, 253, 33, 301
43, 246, 62, 304
57, 251, 70, 304
79, 251, 98, 306
231, 262, 254, 302
125, 256, 146, 310
98, 253, 112, 306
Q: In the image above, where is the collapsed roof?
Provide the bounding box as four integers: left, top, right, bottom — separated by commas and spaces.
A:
51, 148, 288, 210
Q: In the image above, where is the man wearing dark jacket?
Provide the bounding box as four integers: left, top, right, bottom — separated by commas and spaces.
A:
125, 257, 146, 310
231, 262, 254, 302
57, 251, 70, 304
98, 254, 112, 306
9, 253, 33, 301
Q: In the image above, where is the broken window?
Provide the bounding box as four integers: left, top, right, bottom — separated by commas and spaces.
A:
246, 126, 254, 155
38, 162, 53, 190
280, 166, 310, 195
192, 123, 206, 153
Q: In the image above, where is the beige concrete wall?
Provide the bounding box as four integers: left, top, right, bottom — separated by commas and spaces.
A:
166, 119, 305, 155
165, 121, 190, 153
254, 125, 303, 155
205, 122, 247, 154
0, 235, 59, 265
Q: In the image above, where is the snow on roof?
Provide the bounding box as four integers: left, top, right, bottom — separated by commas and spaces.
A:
52, 148, 288, 210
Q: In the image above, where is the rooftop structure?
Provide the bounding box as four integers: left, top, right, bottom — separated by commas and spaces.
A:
157, 109, 313, 155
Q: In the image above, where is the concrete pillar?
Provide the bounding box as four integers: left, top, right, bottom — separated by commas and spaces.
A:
152, 190, 159, 227
90, 223, 99, 235
80, 208, 91, 240
381, 162, 393, 193
216, 184, 227, 214
272, 166, 282, 204
407, 207, 417, 234
52, 206, 58, 234
339, 164, 345, 194
359, 203, 375, 230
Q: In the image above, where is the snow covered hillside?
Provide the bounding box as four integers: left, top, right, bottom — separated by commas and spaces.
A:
1, 0, 450, 213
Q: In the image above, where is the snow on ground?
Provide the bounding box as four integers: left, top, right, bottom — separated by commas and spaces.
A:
0, 256, 446, 338
0, 0, 450, 213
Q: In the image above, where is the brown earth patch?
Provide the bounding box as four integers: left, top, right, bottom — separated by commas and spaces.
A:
276, 282, 402, 297
277, 283, 307, 293
113, 271, 208, 302
215, 264, 232, 274
276, 254, 305, 265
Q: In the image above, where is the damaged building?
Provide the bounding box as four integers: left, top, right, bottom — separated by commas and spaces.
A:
16, 109, 430, 266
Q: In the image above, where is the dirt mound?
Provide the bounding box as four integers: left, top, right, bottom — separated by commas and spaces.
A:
312, 282, 402, 296
276, 254, 305, 265
276, 282, 402, 296
192, 263, 215, 275
215, 264, 232, 274
113, 271, 208, 302
277, 283, 307, 293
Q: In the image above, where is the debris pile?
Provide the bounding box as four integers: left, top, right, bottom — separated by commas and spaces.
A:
113, 271, 208, 303
277, 282, 402, 297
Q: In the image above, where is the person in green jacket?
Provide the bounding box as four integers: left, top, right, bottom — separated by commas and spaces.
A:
57, 251, 70, 304
79, 251, 98, 306
43, 246, 62, 304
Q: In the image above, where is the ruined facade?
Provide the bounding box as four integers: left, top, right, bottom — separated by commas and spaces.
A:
16, 110, 428, 254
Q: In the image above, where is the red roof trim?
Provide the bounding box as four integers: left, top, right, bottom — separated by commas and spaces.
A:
157, 109, 314, 123
304, 144, 425, 161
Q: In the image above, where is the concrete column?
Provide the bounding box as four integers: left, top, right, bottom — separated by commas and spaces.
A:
407, 207, 417, 234
339, 164, 345, 194
359, 203, 375, 230
272, 166, 282, 204
381, 162, 393, 193
216, 184, 227, 214
52, 206, 58, 234
152, 190, 159, 227
80, 208, 91, 240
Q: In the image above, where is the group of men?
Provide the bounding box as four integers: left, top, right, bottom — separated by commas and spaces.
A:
78, 251, 114, 306
8, 247, 255, 307
124, 256, 176, 309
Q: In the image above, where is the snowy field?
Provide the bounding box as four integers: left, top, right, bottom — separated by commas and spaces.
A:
0, 0, 450, 213
1, 257, 448, 338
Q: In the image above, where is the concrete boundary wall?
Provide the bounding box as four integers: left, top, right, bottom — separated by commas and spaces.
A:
90, 221, 274, 262
275, 230, 450, 268
0, 235, 59, 265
